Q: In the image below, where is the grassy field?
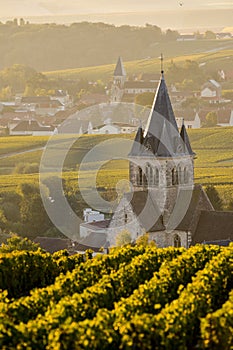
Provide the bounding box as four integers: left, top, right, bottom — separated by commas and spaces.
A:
44, 43, 233, 82
0, 127, 232, 206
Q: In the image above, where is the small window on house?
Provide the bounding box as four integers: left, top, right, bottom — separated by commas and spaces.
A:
174, 234, 181, 248
124, 213, 128, 224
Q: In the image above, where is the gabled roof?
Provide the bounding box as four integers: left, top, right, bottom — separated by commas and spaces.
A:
80, 220, 110, 230
34, 237, 71, 253
124, 81, 157, 89
209, 79, 221, 88
192, 210, 233, 244
114, 56, 126, 77
21, 96, 50, 103
76, 232, 110, 252
12, 120, 54, 132
167, 184, 214, 232
202, 239, 232, 247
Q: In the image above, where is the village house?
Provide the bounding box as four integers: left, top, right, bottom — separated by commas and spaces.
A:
200, 79, 222, 103
15, 96, 64, 116
9, 119, 55, 136
175, 110, 201, 129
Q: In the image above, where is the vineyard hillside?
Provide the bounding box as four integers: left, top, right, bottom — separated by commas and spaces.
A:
0, 127, 232, 206
44, 46, 233, 82
0, 244, 232, 349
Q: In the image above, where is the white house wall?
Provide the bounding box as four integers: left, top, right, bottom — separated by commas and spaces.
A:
201, 88, 216, 98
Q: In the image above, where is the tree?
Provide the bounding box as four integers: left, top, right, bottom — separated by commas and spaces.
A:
135, 92, 154, 107
204, 30, 216, 39
165, 29, 179, 41
205, 112, 218, 127
0, 86, 12, 101
19, 183, 51, 236
136, 233, 150, 247
205, 185, 223, 210
0, 234, 41, 253
115, 230, 132, 247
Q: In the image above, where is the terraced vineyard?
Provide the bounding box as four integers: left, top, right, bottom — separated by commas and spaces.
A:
0, 244, 232, 349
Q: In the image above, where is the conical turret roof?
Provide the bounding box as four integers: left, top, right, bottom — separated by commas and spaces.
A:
128, 126, 144, 156
180, 121, 195, 156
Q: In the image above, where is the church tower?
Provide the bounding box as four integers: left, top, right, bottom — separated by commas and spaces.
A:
111, 56, 126, 102
128, 71, 195, 214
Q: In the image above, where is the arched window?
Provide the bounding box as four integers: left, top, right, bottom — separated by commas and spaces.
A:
138, 167, 143, 186
172, 168, 178, 185
178, 165, 182, 184
154, 167, 159, 186
184, 167, 189, 184
174, 234, 181, 248
146, 163, 153, 186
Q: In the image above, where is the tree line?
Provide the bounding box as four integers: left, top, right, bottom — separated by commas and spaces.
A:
0, 21, 179, 72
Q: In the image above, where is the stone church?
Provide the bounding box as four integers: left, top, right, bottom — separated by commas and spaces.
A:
78, 71, 233, 251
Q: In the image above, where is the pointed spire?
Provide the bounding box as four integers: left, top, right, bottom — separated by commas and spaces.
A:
114, 56, 126, 77
156, 121, 174, 157
144, 71, 179, 137
129, 70, 195, 159
180, 122, 195, 155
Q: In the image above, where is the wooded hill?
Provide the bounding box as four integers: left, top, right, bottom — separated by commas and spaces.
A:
0, 21, 232, 72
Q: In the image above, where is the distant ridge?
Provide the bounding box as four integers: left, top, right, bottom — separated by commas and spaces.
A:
1, 8, 232, 30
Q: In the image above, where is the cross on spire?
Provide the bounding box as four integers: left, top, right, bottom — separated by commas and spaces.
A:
160, 53, 164, 73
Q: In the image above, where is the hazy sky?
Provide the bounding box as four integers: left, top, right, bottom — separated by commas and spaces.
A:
0, 0, 232, 17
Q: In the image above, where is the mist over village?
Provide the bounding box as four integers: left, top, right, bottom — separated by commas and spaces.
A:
0, 1, 232, 348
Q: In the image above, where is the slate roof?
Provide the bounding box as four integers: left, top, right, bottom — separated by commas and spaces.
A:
114, 57, 126, 77
21, 96, 50, 103
76, 232, 110, 252
167, 184, 213, 232
125, 191, 165, 232
124, 81, 157, 89
144, 72, 179, 134
202, 239, 232, 247
192, 210, 233, 244
80, 220, 110, 230
180, 123, 195, 155
34, 237, 71, 253
12, 120, 54, 132
129, 72, 194, 158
